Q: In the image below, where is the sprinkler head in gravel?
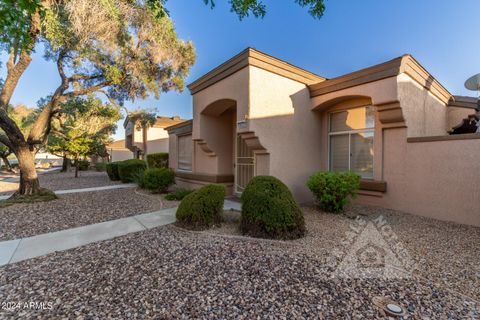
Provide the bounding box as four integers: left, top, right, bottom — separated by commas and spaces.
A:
372, 296, 406, 318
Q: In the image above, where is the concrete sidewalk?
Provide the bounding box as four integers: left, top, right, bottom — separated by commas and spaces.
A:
0, 200, 242, 266
0, 183, 136, 200
0, 207, 177, 266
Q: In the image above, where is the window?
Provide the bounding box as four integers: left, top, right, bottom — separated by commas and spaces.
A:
329, 106, 374, 179
178, 134, 192, 171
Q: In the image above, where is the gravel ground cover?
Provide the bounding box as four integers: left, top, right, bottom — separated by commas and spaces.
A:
0, 188, 178, 241
0, 171, 120, 195
0, 225, 477, 319
206, 205, 480, 303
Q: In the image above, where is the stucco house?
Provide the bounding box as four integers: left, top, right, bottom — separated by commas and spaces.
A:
124, 115, 186, 159
106, 139, 133, 162
166, 48, 480, 226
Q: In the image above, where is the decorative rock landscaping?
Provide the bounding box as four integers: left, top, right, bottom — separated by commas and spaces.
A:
0, 225, 478, 319
0, 188, 177, 241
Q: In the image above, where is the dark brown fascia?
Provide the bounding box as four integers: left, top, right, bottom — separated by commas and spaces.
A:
187, 48, 326, 94
448, 95, 478, 109
175, 171, 234, 183
309, 55, 452, 104
360, 179, 387, 193
165, 119, 193, 134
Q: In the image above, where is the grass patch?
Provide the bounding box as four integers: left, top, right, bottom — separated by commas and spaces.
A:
0, 188, 58, 208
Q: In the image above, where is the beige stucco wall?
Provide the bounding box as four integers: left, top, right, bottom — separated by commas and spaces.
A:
447, 106, 476, 131
357, 127, 480, 226
190, 68, 249, 176
110, 149, 133, 162
145, 127, 169, 154
247, 66, 322, 201
397, 74, 448, 137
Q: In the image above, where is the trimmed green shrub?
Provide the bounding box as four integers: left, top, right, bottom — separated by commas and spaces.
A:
95, 162, 107, 172
306, 171, 360, 213
131, 168, 146, 188
106, 162, 121, 181
176, 184, 225, 230
241, 176, 305, 240
165, 188, 194, 201
118, 159, 147, 183
146, 152, 169, 168
78, 160, 90, 171
143, 168, 175, 193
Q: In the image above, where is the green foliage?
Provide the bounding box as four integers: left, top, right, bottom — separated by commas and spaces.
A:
117, 159, 147, 183
146, 152, 169, 168
131, 168, 146, 189
47, 97, 121, 161
306, 171, 360, 213
95, 162, 106, 172
165, 189, 194, 201
105, 162, 120, 181
176, 184, 225, 230
78, 160, 90, 171
202, 0, 325, 19
143, 168, 175, 193
0, 0, 43, 51
241, 176, 305, 239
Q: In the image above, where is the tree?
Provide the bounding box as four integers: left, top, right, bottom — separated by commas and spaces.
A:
0, 0, 325, 197
47, 96, 121, 177
0, 104, 34, 172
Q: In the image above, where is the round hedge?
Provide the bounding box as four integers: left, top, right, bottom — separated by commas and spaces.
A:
106, 162, 121, 181
143, 168, 175, 193
176, 184, 225, 230
240, 176, 305, 240
117, 159, 147, 183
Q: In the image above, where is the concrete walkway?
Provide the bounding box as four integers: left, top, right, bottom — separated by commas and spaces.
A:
0, 207, 177, 266
0, 200, 242, 266
0, 183, 136, 200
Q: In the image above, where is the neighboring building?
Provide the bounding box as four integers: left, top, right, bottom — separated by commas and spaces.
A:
167, 48, 480, 226
106, 139, 133, 162
124, 115, 186, 158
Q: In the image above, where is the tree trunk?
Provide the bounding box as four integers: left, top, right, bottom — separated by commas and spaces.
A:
61, 156, 70, 172
14, 146, 40, 196
1, 156, 14, 172
75, 159, 79, 178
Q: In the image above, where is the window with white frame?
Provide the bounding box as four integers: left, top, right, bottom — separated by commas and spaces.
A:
328, 106, 374, 179
177, 134, 192, 171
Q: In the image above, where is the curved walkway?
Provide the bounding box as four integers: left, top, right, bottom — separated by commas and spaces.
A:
0, 200, 241, 267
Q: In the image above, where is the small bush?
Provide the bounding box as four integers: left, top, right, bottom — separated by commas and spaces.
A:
143, 168, 175, 193
131, 168, 146, 188
118, 159, 147, 183
306, 171, 360, 213
176, 184, 225, 230
165, 188, 194, 201
78, 160, 90, 171
106, 162, 121, 181
241, 176, 305, 240
146, 152, 169, 168
95, 162, 107, 172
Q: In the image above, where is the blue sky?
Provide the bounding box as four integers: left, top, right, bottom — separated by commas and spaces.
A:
2, 0, 480, 140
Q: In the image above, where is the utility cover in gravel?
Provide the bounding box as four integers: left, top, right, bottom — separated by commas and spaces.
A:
0, 226, 478, 319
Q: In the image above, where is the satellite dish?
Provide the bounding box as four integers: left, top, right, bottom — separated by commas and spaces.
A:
465, 73, 480, 91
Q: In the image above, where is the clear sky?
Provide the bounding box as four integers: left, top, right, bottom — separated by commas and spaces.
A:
2, 0, 480, 140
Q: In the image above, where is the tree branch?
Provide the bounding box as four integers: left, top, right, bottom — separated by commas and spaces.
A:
0, 133, 14, 151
